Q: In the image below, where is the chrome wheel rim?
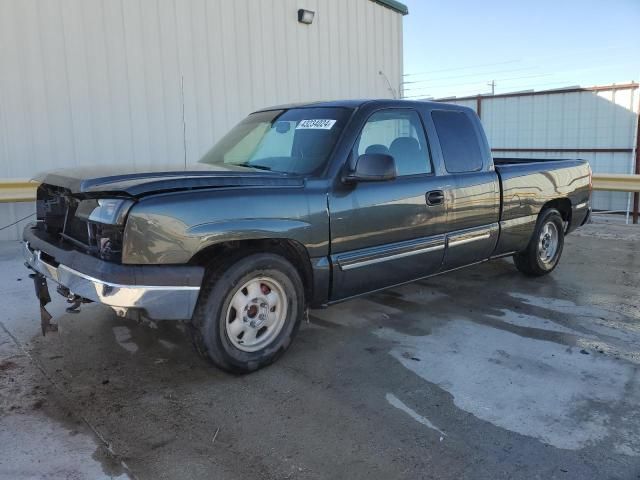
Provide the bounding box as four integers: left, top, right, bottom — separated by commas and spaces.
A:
538, 221, 559, 265
225, 276, 288, 353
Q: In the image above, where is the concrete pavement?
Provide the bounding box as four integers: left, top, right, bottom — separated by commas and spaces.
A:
1, 216, 639, 479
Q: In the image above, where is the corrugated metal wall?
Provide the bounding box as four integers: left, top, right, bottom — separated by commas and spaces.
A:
0, 0, 404, 239
441, 85, 639, 212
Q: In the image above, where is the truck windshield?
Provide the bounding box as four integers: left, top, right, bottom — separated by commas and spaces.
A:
198, 107, 351, 175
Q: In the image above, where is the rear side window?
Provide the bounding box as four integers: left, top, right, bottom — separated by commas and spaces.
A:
431, 110, 483, 173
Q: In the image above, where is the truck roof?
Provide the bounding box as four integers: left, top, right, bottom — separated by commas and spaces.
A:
254, 98, 454, 113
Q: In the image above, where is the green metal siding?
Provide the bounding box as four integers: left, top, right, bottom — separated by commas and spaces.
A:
371, 0, 409, 15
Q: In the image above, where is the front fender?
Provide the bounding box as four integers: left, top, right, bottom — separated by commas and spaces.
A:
121, 187, 328, 264
187, 218, 319, 251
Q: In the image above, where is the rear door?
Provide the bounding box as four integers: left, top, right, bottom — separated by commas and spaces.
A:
328, 108, 450, 300
429, 109, 500, 270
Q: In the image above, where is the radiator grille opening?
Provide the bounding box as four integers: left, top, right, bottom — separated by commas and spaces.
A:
36, 184, 124, 262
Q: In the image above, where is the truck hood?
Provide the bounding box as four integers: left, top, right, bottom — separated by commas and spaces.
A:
35, 164, 304, 196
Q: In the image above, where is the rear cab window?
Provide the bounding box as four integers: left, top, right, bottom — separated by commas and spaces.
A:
431, 110, 484, 173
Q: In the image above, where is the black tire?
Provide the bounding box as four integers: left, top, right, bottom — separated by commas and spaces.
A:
189, 253, 305, 374
514, 208, 565, 277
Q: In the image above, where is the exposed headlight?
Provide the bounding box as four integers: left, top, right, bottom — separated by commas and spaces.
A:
75, 198, 134, 225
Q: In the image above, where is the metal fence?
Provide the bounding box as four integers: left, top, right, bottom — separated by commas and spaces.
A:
436, 83, 640, 217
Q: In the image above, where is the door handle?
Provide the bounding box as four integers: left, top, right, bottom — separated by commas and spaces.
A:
426, 190, 444, 206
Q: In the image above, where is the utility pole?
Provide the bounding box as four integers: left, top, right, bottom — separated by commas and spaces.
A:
488, 80, 496, 95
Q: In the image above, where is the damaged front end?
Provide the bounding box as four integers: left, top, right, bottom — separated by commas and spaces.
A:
37, 184, 134, 263
30, 272, 56, 335
23, 183, 204, 328
25, 184, 135, 333
28, 272, 93, 335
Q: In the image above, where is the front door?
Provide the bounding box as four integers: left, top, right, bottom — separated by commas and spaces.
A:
328, 108, 449, 300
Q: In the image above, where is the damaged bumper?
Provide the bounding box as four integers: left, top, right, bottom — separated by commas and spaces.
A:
23, 225, 203, 321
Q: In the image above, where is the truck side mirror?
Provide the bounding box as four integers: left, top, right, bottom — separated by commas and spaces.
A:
344, 154, 397, 183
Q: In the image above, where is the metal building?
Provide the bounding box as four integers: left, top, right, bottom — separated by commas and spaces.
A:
438, 83, 640, 213
0, 0, 407, 239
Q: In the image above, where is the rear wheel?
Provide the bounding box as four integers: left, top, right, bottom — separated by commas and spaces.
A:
514, 208, 564, 276
190, 253, 304, 373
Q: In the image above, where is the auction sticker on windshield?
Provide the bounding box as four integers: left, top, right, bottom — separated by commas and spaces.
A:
296, 119, 337, 130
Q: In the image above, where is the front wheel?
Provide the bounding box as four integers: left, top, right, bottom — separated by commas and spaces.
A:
514, 208, 565, 276
190, 253, 305, 373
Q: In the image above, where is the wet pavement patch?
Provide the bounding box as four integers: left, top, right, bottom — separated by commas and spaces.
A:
0, 319, 132, 479
375, 318, 639, 454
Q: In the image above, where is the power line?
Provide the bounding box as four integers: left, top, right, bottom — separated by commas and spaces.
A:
403, 60, 520, 77
403, 73, 553, 92
0, 212, 35, 232
402, 67, 534, 85
403, 62, 636, 93
518, 45, 638, 64
403, 45, 636, 79
402, 79, 583, 99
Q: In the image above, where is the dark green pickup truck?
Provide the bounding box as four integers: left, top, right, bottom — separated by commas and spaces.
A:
23, 99, 592, 373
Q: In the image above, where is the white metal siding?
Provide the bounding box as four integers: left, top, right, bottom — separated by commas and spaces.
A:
439, 99, 476, 111
444, 86, 639, 212
481, 89, 638, 152
0, 0, 403, 239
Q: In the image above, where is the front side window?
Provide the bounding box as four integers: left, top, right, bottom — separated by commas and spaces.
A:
354, 109, 432, 176
199, 107, 351, 175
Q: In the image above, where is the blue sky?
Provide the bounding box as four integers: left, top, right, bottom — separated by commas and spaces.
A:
401, 0, 640, 99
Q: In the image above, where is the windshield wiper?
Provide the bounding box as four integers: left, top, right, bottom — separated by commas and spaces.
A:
236, 162, 272, 171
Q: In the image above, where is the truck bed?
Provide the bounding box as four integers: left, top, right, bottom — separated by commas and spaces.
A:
492, 156, 591, 257
493, 157, 590, 209
493, 157, 583, 165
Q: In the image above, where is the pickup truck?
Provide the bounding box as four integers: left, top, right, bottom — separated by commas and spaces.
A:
23, 99, 592, 373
